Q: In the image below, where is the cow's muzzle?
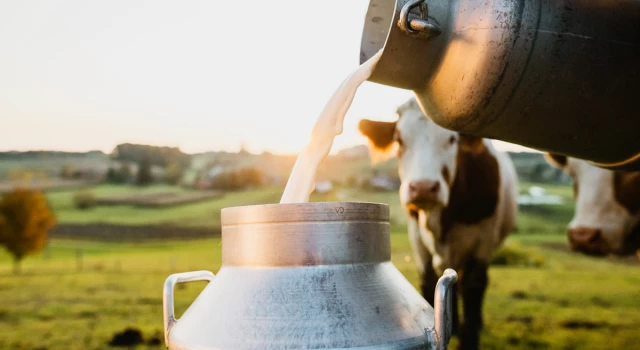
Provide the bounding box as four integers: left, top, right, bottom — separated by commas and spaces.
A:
568, 227, 609, 256
407, 179, 441, 210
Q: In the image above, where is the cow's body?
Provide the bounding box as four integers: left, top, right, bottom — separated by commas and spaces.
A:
359, 98, 518, 350
411, 141, 517, 274
547, 154, 640, 256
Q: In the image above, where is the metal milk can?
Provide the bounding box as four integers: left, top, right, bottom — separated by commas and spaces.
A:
361, 0, 640, 170
163, 202, 457, 349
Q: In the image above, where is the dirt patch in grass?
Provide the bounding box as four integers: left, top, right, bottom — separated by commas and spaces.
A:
146, 331, 163, 346
96, 191, 223, 208
509, 290, 547, 302
510, 290, 529, 300
560, 320, 609, 330
108, 327, 144, 347
507, 315, 534, 326
76, 311, 98, 319
137, 297, 162, 305
51, 223, 220, 241
590, 296, 613, 308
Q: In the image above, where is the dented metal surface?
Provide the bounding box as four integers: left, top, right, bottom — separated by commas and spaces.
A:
163, 202, 458, 349
361, 0, 640, 170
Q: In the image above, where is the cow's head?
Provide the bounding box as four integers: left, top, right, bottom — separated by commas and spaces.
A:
359, 98, 484, 214
546, 154, 640, 256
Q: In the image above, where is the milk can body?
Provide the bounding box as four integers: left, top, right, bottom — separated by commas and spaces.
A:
162, 202, 457, 349
361, 0, 640, 170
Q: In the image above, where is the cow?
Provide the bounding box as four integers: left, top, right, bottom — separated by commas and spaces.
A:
546, 154, 640, 257
358, 98, 518, 350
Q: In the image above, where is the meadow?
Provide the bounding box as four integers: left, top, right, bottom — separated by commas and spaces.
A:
0, 183, 639, 349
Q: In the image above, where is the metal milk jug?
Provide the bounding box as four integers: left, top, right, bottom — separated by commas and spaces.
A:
361, 0, 640, 170
163, 202, 457, 349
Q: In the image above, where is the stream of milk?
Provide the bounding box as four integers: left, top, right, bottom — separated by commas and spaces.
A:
280, 50, 383, 203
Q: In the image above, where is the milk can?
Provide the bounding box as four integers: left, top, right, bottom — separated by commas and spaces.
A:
361, 0, 640, 170
162, 202, 457, 349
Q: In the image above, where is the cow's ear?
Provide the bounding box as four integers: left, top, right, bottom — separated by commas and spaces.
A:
358, 119, 397, 163
545, 153, 568, 168
395, 98, 420, 117
458, 134, 485, 154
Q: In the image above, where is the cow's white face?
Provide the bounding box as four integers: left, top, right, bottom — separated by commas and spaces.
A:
395, 100, 459, 211
547, 154, 640, 256
359, 99, 459, 212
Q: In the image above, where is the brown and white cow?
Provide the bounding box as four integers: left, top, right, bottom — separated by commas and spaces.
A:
546, 154, 640, 257
359, 98, 518, 350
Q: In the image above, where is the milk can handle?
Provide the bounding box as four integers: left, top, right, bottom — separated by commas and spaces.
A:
434, 268, 458, 350
163, 270, 215, 347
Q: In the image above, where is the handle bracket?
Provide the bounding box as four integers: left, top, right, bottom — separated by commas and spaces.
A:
163, 270, 215, 347
398, 0, 442, 39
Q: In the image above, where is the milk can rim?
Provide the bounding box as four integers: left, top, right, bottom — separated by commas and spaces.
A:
221, 201, 390, 226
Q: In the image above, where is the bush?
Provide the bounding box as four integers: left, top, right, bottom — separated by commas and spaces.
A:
491, 242, 545, 268
106, 163, 133, 184
210, 167, 264, 190
0, 189, 56, 274
73, 191, 96, 210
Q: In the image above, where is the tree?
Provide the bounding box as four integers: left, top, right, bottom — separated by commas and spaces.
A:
118, 163, 133, 183
111, 143, 190, 169
73, 191, 96, 210
166, 161, 184, 185
107, 163, 133, 184
136, 158, 154, 186
0, 189, 56, 274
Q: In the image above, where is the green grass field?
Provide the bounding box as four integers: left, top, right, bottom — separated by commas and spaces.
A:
0, 183, 638, 349
47, 185, 281, 227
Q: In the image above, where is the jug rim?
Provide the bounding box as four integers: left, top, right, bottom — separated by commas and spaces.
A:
221, 201, 389, 226
221, 202, 391, 266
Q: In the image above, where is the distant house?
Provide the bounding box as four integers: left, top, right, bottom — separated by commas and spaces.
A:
206, 165, 226, 179
194, 178, 212, 190
518, 186, 564, 206
314, 180, 333, 194
369, 175, 400, 191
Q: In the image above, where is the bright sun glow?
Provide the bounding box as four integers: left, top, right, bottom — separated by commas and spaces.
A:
0, 0, 535, 155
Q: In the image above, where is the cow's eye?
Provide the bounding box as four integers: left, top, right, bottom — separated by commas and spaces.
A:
448, 135, 456, 145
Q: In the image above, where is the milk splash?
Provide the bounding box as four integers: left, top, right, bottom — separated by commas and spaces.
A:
280, 50, 383, 203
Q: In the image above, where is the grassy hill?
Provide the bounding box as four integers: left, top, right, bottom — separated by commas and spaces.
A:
0, 183, 638, 349
0, 148, 636, 349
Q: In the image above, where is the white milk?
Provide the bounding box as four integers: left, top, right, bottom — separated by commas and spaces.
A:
280, 50, 383, 203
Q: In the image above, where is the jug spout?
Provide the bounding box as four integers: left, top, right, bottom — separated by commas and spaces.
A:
361, 0, 640, 170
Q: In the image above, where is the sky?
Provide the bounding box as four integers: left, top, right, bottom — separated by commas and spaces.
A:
0, 0, 533, 155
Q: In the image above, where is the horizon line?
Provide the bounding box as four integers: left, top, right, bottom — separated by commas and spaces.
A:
0, 143, 542, 156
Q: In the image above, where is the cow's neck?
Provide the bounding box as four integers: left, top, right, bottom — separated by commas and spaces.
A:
624, 217, 640, 255
614, 171, 640, 214
437, 143, 500, 242
613, 171, 640, 255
